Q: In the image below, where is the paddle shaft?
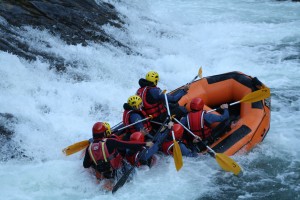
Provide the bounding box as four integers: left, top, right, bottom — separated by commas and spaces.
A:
164, 92, 183, 171
112, 117, 151, 132
188, 66, 202, 84
207, 102, 238, 113
164, 93, 177, 142
171, 67, 203, 94
207, 88, 270, 113
151, 120, 167, 127
190, 75, 199, 84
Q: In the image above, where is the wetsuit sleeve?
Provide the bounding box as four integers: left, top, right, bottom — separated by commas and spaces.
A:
204, 109, 229, 124
83, 147, 92, 168
130, 113, 145, 131
166, 89, 186, 103
149, 88, 186, 103
180, 116, 188, 126
142, 128, 169, 160
105, 138, 146, 153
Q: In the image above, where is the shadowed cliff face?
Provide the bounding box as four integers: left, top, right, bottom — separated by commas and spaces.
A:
0, 113, 29, 161
0, 0, 125, 71
0, 113, 16, 139
0, 0, 126, 160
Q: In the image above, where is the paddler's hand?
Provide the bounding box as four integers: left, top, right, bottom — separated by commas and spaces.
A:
140, 127, 150, 136
146, 141, 154, 148
167, 121, 174, 129
183, 84, 190, 92
193, 136, 201, 143
220, 103, 228, 109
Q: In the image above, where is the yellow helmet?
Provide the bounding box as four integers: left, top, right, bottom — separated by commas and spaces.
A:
127, 95, 142, 109
146, 71, 159, 86
103, 122, 111, 137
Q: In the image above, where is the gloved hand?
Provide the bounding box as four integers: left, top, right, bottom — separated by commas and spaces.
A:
167, 121, 174, 129
140, 127, 150, 136
220, 103, 229, 109
193, 136, 201, 143
146, 141, 154, 148
183, 84, 190, 92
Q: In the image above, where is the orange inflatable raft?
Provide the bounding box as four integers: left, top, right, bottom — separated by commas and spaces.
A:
177, 71, 271, 156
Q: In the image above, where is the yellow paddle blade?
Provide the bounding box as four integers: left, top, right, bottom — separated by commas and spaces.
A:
62, 140, 89, 156
198, 67, 203, 79
173, 140, 183, 171
215, 153, 242, 175
240, 88, 270, 103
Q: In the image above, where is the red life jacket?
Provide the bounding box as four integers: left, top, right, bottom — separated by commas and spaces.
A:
136, 86, 167, 118
122, 109, 152, 133
162, 138, 187, 155
88, 139, 123, 170
125, 151, 141, 166
161, 141, 174, 155
126, 150, 156, 167
187, 110, 212, 139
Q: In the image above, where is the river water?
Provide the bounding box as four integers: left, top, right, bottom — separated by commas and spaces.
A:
0, 0, 300, 199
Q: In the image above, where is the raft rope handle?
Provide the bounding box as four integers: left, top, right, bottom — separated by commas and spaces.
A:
187, 114, 191, 129
88, 140, 109, 165
101, 142, 108, 162
200, 111, 204, 129
167, 143, 175, 155
139, 86, 148, 108
88, 144, 98, 166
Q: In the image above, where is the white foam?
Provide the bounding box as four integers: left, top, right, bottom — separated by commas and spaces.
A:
1, 0, 300, 199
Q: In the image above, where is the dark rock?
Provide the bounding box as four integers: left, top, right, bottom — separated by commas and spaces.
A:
0, 113, 17, 139
0, 113, 30, 161
0, 0, 128, 72
0, 137, 32, 161
276, 0, 300, 2
282, 55, 300, 61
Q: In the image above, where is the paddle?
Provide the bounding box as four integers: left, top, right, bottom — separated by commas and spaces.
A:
62, 140, 89, 156
62, 116, 153, 156
173, 118, 242, 176
172, 66, 203, 95
112, 116, 153, 133
189, 66, 202, 84
164, 91, 183, 171
207, 88, 271, 113
112, 118, 170, 194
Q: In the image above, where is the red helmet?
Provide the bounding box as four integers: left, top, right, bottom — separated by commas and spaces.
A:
130, 132, 145, 142
172, 124, 184, 140
92, 122, 107, 139
190, 97, 204, 111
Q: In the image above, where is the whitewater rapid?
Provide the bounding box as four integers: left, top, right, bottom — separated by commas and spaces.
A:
1, 0, 300, 199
